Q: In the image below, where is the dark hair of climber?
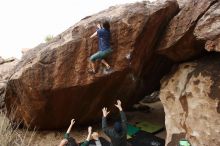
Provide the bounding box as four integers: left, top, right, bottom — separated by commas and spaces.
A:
102, 21, 110, 31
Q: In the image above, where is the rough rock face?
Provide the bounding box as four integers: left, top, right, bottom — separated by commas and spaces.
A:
176, 0, 189, 8
0, 57, 4, 64
194, 1, 220, 52
21, 48, 32, 56
157, 0, 218, 62
5, 1, 178, 129
160, 54, 220, 146
0, 57, 18, 109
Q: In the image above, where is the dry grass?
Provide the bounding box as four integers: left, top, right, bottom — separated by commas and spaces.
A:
0, 111, 36, 146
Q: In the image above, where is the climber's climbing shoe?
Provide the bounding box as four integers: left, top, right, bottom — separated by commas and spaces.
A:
87, 68, 96, 74
103, 67, 113, 74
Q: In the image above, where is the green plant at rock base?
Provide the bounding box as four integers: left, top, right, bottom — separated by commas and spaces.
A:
45, 35, 54, 42
0, 111, 36, 146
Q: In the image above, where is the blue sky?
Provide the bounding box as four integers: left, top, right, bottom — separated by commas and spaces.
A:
0, 0, 155, 59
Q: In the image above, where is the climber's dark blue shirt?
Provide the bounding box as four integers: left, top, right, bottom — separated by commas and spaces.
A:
97, 28, 111, 51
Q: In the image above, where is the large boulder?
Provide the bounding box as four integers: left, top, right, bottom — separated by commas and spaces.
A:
160, 54, 220, 146
194, 1, 220, 52
157, 0, 218, 62
5, 1, 178, 129
0, 57, 19, 109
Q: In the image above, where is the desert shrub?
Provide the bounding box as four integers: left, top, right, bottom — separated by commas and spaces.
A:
44, 35, 54, 42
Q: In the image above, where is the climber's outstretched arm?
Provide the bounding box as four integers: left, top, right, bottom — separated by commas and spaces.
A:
63, 119, 75, 145
90, 31, 97, 38
115, 100, 127, 133
90, 24, 102, 38
81, 126, 92, 146
66, 119, 75, 134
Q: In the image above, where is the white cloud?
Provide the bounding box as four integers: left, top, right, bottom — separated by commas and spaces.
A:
0, 0, 156, 59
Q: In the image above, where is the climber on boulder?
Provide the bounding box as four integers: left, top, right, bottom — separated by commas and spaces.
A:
88, 21, 113, 73
102, 100, 128, 146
